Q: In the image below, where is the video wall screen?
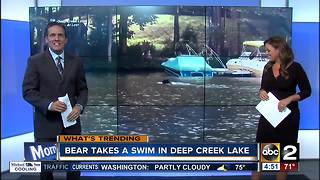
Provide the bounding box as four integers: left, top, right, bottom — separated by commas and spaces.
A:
30, 6, 292, 142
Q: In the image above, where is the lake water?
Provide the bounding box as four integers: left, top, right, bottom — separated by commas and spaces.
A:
81, 71, 261, 143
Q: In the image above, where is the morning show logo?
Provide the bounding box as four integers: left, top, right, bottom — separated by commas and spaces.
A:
260, 143, 299, 163
24, 142, 57, 161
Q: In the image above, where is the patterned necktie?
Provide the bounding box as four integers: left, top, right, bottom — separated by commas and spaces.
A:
56, 56, 63, 76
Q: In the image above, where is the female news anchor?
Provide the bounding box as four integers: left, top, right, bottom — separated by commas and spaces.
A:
256, 36, 311, 143
253, 36, 311, 180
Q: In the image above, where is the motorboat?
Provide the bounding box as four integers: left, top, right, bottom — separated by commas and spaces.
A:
226, 41, 269, 77
161, 55, 215, 77
201, 45, 253, 77
161, 44, 253, 77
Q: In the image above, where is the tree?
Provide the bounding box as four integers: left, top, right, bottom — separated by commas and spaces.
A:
174, 6, 180, 44
118, 7, 158, 56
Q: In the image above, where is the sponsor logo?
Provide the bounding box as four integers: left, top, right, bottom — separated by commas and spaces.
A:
10, 161, 41, 173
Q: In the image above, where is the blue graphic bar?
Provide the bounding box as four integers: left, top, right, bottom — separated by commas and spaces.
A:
58, 143, 258, 161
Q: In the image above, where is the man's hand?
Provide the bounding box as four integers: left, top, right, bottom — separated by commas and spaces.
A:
51, 101, 67, 112
67, 105, 81, 121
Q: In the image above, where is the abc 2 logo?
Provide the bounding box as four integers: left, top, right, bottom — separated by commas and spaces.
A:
260, 143, 299, 163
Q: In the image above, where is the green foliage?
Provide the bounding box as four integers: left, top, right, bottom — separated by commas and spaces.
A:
161, 38, 176, 57
181, 25, 198, 44
126, 41, 156, 58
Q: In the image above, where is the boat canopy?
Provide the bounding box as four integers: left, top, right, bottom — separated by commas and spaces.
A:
162, 55, 213, 72
243, 41, 264, 47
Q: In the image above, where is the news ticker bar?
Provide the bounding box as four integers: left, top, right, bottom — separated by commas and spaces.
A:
10, 161, 258, 173
57, 143, 258, 161
57, 135, 149, 143
9, 161, 300, 173
24, 136, 300, 170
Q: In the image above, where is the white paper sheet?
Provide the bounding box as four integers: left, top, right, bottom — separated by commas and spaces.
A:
58, 94, 76, 128
255, 92, 291, 127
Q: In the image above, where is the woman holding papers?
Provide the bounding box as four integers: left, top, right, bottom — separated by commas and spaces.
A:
256, 36, 311, 144
253, 37, 311, 180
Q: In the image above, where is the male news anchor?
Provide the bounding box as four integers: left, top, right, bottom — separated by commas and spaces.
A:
23, 22, 88, 180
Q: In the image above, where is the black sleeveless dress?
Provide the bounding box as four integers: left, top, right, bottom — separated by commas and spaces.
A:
256, 62, 311, 143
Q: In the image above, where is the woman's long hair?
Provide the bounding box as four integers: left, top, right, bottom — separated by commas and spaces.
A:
263, 36, 294, 79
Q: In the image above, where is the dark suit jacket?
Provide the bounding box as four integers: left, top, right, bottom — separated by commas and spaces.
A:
22, 50, 88, 139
